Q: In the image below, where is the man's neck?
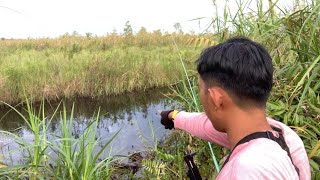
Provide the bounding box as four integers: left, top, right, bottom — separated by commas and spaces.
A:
225, 108, 272, 150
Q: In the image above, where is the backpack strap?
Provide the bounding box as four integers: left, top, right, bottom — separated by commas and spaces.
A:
221, 126, 300, 176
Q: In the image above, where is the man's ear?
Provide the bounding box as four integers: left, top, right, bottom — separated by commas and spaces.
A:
208, 87, 223, 110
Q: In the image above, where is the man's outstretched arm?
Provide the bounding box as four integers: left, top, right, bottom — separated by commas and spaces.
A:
173, 111, 230, 149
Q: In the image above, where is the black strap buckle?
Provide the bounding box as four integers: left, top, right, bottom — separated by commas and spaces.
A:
266, 131, 275, 141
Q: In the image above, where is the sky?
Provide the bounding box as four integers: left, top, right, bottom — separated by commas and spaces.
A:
0, 0, 215, 39
0, 0, 294, 39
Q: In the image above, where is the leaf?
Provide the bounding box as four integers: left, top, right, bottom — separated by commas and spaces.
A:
308, 140, 320, 159
155, 150, 175, 162
305, 122, 320, 137
290, 55, 320, 103
310, 159, 320, 171
311, 156, 320, 165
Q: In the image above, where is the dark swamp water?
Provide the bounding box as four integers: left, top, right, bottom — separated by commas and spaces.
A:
0, 88, 178, 165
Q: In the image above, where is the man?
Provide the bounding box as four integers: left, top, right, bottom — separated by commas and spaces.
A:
160, 37, 310, 179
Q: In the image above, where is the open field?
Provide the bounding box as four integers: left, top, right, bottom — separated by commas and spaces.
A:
0, 32, 208, 105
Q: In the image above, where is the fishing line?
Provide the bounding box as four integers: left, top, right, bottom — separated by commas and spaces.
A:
0, 5, 24, 16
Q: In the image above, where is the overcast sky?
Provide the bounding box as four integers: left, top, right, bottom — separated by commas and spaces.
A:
0, 0, 216, 38
0, 0, 293, 39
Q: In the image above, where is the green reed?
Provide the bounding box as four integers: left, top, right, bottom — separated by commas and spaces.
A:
0, 100, 120, 179
0, 32, 205, 106
142, 0, 320, 179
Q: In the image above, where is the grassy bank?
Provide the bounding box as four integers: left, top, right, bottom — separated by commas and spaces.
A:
0, 32, 207, 105
142, 0, 320, 179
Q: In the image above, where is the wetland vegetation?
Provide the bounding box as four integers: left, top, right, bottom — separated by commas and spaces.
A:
0, 0, 320, 179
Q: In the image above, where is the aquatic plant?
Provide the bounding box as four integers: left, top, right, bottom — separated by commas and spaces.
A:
0, 100, 120, 179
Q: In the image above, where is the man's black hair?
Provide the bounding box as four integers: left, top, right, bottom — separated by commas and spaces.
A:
197, 36, 273, 107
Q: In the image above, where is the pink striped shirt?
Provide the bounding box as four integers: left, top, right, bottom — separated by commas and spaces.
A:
174, 112, 311, 180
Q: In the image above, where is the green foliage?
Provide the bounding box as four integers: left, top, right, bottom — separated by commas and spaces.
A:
0, 32, 201, 106
141, 27, 223, 180
141, 130, 226, 179
123, 21, 133, 37
142, 159, 166, 179
0, 100, 120, 179
292, 119, 320, 178
143, 0, 320, 179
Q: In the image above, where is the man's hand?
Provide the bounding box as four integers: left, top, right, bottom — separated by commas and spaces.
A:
160, 110, 174, 130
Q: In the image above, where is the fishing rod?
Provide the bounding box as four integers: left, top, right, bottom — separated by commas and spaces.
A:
184, 150, 202, 180
171, 36, 221, 173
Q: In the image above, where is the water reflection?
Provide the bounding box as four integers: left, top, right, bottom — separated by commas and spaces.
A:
0, 88, 177, 165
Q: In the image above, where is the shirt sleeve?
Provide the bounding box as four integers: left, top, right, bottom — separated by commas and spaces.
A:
174, 111, 230, 148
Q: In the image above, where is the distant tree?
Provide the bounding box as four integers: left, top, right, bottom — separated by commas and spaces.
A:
123, 21, 133, 36
137, 27, 149, 44
137, 27, 148, 36
60, 32, 70, 38
85, 32, 92, 38
189, 30, 195, 35
138, 27, 147, 33
72, 31, 80, 36
174, 22, 183, 34
1, 37, 5, 40
153, 29, 162, 36
112, 28, 118, 35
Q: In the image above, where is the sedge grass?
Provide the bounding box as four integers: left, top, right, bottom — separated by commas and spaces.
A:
144, 0, 320, 179
0, 32, 209, 106
0, 100, 121, 179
